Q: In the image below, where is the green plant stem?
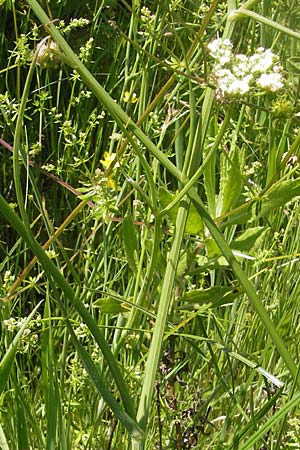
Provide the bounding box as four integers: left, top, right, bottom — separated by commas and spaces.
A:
133, 202, 190, 439
134, 109, 203, 448
13, 51, 38, 226
231, 9, 300, 40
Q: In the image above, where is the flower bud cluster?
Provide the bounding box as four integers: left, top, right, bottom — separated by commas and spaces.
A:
207, 38, 284, 99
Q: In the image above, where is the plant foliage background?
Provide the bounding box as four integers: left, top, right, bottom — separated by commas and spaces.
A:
1, 0, 300, 449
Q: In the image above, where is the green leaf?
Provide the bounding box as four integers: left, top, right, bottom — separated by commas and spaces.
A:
218, 147, 243, 215
178, 286, 242, 309
206, 238, 228, 266
223, 203, 254, 226
94, 297, 131, 314
122, 214, 138, 274
176, 251, 188, 277
231, 226, 268, 252
186, 203, 205, 235
159, 187, 204, 235
259, 178, 300, 217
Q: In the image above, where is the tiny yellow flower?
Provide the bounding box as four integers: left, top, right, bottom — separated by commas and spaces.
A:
100, 152, 118, 169
123, 91, 138, 104
107, 176, 116, 189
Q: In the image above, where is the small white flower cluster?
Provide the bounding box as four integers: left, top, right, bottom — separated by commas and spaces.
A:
74, 322, 90, 339
207, 38, 284, 99
3, 315, 41, 353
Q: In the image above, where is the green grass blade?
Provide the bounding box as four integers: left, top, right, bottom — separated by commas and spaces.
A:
0, 194, 136, 422
0, 301, 43, 395
190, 192, 299, 385
122, 214, 138, 275
135, 201, 190, 434
17, 398, 29, 450
0, 424, 10, 450
233, 8, 300, 40
58, 306, 145, 442
237, 392, 300, 450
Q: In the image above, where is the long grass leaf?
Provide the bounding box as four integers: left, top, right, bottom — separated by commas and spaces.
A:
0, 194, 136, 423
189, 192, 299, 385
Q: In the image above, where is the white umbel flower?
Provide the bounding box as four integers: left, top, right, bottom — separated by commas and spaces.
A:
208, 38, 284, 99
207, 38, 233, 65
248, 48, 276, 73
256, 72, 284, 91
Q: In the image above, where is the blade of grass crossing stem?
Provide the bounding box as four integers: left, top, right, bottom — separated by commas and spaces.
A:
231, 8, 300, 41
0, 195, 140, 434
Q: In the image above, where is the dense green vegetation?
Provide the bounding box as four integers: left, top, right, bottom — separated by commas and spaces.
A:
1, 0, 300, 448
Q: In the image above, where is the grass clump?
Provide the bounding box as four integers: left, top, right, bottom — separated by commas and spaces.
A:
1, 0, 300, 449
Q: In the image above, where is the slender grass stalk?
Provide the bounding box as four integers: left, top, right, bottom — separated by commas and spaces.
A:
133, 203, 190, 444
4, 200, 88, 301
12, 50, 38, 227
42, 297, 57, 450
134, 110, 203, 447
0, 424, 9, 450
